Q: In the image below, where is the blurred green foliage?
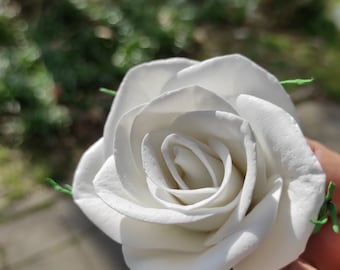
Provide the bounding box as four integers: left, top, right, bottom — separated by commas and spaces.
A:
0, 5, 70, 149
0, 0, 340, 184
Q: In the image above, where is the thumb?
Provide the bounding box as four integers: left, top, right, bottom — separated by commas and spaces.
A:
307, 139, 340, 211
284, 260, 318, 270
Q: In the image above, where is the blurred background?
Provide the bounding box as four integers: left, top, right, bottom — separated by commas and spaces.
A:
0, 0, 340, 269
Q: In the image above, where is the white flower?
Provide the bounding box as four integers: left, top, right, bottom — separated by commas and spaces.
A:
73, 54, 325, 270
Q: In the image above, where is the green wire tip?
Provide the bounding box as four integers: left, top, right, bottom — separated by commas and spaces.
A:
46, 178, 73, 196
99, 87, 117, 96
328, 202, 339, 234
311, 181, 338, 234
326, 181, 336, 201
280, 78, 314, 86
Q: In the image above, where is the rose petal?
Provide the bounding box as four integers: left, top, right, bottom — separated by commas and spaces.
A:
104, 58, 197, 157
161, 54, 298, 120
115, 86, 235, 200
230, 94, 325, 269
94, 153, 237, 231
171, 110, 249, 174
73, 139, 124, 243
113, 105, 160, 205
161, 133, 223, 189
142, 129, 179, 189
232, 94, 324, 179
171, 110, 258, 223
130, 86, 236, 167
142, 130, 218, 204
94, 175, 214, 224
143, 131, 242, 211
120, 219, 207, 252
122, 177, 282, 270
208, 139, 244, 206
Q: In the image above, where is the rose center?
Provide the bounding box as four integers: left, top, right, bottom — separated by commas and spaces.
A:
162, 133, 224, 190
173, 145, 223, 189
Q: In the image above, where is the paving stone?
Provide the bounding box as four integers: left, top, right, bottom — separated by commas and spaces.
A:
1, 186, 57, 222
297, 100, 340, 151
57, 197, 128, 268
0, 191, 128, 270
0, 199, 74, 266
78, 228, 128, 270
56, 198, 94, 235
57, 194, 128, 269
56, 197, 128, 269
14, 242, 91, 270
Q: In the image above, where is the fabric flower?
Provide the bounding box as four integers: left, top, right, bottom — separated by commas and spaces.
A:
73, 54, 325, 270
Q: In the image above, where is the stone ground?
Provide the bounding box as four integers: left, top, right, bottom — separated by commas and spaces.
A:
0, 99, 339, 270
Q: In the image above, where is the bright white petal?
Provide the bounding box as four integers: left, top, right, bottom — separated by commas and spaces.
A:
141, 129, 179, 190
171, 110, 258, 221
161, 54, 297, 120
120, 219, 207, 252
143, 132, 243, 212
122, 177, 282, 270
171, 110, 249, 173
208, 139, 243, 206
93, 155, 219, 225
161, 133, 223, 189
231, 94, 326, 269
92, 155, 137, 203
94, 156, 235, 231
95, 178, 214, 224
129, 85, 236, 167
104, 58, 197, 157
73, 139, 124, 243
113, 105, 160, 205
114, 86, 235, 200
142, 130, 218, 205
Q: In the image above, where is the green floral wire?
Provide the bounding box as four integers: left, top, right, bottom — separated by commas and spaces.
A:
311, 181, 339, 234
280, 78, 314, 86
100, 79, 313, 96
45, 89, 115, 197
99, 87, 117, 96
99, 80, 313, 97
46, 178, 72, 196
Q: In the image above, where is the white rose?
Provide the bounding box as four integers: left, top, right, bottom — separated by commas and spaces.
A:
73, 54, 325, 270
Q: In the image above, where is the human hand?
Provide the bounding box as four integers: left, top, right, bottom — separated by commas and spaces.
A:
284, 139, 340, 270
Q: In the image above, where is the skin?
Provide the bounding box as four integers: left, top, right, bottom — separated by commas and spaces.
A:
283, 139, 340, 270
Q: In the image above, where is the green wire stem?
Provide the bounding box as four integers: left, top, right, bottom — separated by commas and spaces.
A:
280, 78, 314, 86
311, 181, 338, 234
99, 87, 117, 96
329, 202, 339, 234
46, 178, 72, 196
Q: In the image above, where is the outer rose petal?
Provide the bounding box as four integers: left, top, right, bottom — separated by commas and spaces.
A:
120, 218, 208, 252
73, 138, 124, 243
230, 94, 325, 270
122, 178, 282, 270
103, 58, 197, 157
161, 54, 298, 120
